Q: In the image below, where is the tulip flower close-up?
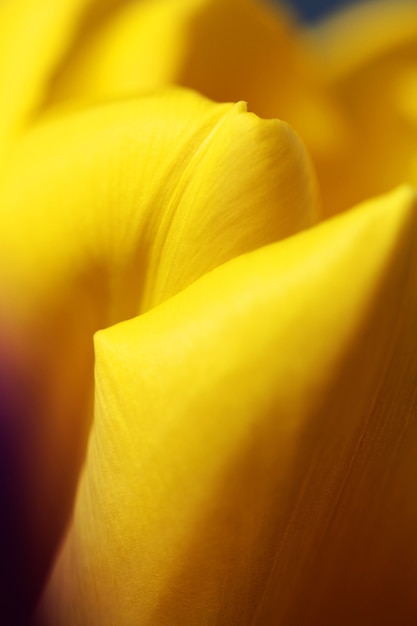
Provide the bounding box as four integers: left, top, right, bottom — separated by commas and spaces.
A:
0, 0, 416, 624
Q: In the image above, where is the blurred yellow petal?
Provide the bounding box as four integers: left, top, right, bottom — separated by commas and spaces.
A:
309, 0, 417, 214
39, 186, 417, 625
311, 0, 417, 81
46, 0, 344, 162
0, 0, 93, 147
0, 88, 317, 614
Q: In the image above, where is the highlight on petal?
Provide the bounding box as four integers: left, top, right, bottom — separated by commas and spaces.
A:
38, 186, 417, 625
0, 88, 317, 616
45, 0, 344, 162
308, 0, 417, 214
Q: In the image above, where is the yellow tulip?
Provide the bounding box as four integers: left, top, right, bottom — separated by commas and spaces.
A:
0, 0, 415, 625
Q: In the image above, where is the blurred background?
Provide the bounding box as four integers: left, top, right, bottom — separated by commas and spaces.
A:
282, 0, 356, 21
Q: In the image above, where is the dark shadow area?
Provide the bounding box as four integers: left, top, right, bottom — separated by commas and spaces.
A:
0, 341, 41, 625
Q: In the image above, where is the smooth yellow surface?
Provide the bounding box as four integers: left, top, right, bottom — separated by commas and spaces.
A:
39, 186, 417, 625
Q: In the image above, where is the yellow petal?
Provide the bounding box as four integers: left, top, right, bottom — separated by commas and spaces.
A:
45, 0, 344, 162
39, 186, 417, 625
0, 88, 317, 612
1, 88, 318, 319
0, 0, 93, 147
309, 0, 417, 214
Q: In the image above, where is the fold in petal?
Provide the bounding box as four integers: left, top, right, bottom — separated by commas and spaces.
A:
39, 186, 417, 625
45, 0, 344, 162
308, 0, 417, 214
0, 88, 317, 615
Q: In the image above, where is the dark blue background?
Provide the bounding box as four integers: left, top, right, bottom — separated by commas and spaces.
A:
282, 0, 357, 21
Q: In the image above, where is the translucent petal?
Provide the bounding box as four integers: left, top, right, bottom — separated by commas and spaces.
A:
39, 186, 417, 626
